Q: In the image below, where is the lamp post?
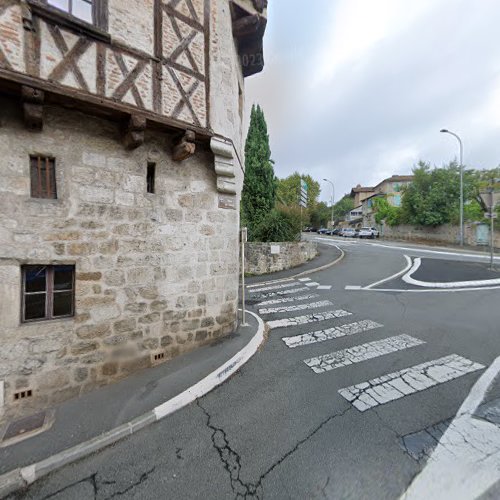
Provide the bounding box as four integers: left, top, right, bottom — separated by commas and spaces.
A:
440, 129, 464, 246
323, 178, 335, 229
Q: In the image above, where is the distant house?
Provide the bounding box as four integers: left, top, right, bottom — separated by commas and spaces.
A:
350, 185, 376, 207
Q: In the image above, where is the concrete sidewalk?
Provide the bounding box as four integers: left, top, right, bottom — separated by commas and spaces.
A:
0, 311, 264, 497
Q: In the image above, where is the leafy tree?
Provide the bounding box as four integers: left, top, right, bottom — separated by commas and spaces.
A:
332, 195, 354, 221
310, 202, 332, 228
241, 104, 276, 240
373, 197, 401, 226
276, 172, 320, 209
401, 161, 478, 226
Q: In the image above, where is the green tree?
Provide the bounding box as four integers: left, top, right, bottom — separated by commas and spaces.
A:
276, 172, 320, 209
332, 195, 354, 221
373, 197, 401, 226
310, 202, 331, 228
241, 104, 276, 240
401, 161, 479, 226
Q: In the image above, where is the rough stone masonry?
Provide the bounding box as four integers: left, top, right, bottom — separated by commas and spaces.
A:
0, 0, 267, 420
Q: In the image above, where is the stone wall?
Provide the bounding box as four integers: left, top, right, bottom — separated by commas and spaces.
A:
245, 242, 318, 275
0, 98, 240, 420
381, 223, 500, 249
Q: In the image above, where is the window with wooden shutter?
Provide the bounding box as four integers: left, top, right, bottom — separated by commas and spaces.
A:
30, 156, 57, 199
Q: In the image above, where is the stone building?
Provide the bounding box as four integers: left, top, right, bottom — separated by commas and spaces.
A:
0, 0, 267, 420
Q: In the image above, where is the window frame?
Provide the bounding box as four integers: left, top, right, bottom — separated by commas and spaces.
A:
30, 155, 57, 200
21, 265, 76, 323
28, 0, 109, 39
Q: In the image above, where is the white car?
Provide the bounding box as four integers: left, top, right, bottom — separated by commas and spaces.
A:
340, 228, 357, 237
358, 227, 379, 239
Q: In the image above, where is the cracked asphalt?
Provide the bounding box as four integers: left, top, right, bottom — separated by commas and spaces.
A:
11, 239, 500, 499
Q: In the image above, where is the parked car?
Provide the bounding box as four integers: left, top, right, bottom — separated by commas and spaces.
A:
358, 227, 380, 239
331, 228, 341, 236
317, 228, 329, 234
340, 228, 356, 237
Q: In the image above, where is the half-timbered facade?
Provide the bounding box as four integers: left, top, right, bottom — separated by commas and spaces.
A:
0, 0, 267, 418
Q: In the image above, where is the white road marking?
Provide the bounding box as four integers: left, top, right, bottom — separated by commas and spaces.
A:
267, 309, 352, 330
402, 257, 500, 288
363, 255, 413, 290
339, 354, 484, 412
251, 287, 310, 299
282, 320, 383, 348
258, 294, 320, 306
401, 356, 500, 500
298, 278, 311, 282
344, 285, 500, 294
248, 282, 298, 293
305, 282, 320, 287
259, 300, 333, 315
317, 285, 332, 290
345, 286, 362, 290
304, 335, 425, 374
366, 241, 500, 261
246, 278, 295, 288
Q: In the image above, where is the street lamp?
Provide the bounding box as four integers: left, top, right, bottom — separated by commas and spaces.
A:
440, 129, 464, 246
323, 178, 335, 229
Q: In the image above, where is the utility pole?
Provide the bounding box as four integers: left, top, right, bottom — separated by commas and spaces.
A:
323, 179, 335, 228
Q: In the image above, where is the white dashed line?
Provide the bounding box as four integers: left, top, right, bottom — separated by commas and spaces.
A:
267, 309, 352, 329
248, 282, 298, 293
298, 278, 311, 282
317, 285, 332, 290
305, 282, 320, 287
282, 320, 383, 348
259, 300, 333, 315
339, 354, 485, 412
304, 335, 425, 374
246, 278, 295, 288
257, 294, 320, 306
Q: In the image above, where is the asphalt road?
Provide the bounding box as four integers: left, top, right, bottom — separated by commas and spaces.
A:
14, 238, 500, 500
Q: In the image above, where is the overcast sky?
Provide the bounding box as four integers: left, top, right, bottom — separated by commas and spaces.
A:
244, 0, 500, 204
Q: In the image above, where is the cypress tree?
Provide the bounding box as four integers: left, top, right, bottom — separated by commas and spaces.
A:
241, 104, 276, 239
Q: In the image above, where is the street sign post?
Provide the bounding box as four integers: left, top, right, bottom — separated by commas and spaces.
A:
479, 187, 499, 269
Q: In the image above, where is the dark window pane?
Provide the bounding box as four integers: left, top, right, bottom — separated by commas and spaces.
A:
54, 266, 74, 290
25, 266, 46, 293
25, 294, 46, 320
53, 291, 73, 317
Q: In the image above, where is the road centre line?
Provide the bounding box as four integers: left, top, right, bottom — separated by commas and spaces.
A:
363, 255, 413, 290
282, 320, 383, 348
259, 300, 333, 315
304, 335, 425, 374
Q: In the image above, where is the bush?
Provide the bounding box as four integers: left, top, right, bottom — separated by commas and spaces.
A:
252, 207, 301, 242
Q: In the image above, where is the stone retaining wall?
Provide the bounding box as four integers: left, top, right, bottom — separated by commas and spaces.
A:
245, 242, 318, 275
381, 223, 500, 249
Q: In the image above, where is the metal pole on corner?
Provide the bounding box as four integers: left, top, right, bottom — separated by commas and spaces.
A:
490, 189, 495, 270
241, 227, 249, 326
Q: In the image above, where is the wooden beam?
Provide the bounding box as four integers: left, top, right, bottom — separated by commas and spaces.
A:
21, 85, 44, 131
123, 114, 146, 150
232, 14, 261, 38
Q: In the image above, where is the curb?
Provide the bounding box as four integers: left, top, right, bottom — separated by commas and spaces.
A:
0, 310, 265, 499
288, 244, 345, 279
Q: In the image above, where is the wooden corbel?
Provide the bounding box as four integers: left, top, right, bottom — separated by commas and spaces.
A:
123, 115, 146, 150
172, 130, 196, 161
21, 86, 44, 131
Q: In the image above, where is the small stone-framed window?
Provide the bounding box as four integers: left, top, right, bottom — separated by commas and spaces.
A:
22, 265, 75, 322
146, 163, 156, 194
30, 155, 57, 199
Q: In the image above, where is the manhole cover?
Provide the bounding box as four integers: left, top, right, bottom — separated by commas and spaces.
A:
3, 411, 46, 441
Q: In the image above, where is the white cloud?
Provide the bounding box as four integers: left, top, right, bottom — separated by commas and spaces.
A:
310, 0, 437, 88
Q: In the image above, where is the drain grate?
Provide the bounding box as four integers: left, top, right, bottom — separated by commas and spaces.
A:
3, 411, 46, 441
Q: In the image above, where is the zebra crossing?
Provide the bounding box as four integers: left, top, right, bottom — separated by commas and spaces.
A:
248, 278, 485, 413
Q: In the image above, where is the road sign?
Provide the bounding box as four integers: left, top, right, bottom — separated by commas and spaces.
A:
485, 212, 498, 219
